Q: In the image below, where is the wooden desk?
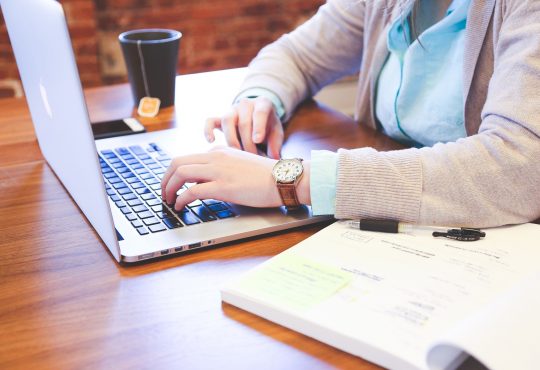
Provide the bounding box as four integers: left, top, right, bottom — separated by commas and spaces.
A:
0, 69, 405, 369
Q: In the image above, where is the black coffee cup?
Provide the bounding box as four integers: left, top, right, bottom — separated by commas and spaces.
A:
119, 29, 182, 108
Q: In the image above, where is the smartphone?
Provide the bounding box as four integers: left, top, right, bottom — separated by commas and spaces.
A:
91, 118, 146, 140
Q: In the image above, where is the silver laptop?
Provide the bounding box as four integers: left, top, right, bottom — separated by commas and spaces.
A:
1, 0, 329, 263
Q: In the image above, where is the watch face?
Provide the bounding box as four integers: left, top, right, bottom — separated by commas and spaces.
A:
272, 159, 303, 183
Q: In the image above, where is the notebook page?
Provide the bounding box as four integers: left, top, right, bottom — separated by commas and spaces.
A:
222, 222, 540, 370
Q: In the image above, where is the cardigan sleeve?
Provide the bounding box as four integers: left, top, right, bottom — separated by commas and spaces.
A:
335, 0, 540, 228
236, 0, 365, 122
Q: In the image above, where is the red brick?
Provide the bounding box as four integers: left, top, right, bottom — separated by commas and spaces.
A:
0, 0, 323, 89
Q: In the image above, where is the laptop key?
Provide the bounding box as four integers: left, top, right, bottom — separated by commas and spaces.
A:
216, 210, 235, 219
146, 198, 162, 206
145, 178, 159, 185
116, 166, 130, 173
138, 211, 154, 219
151, 204, 166, 212
127, 199, 143, 207
203, 199, 221, 205
110, 194, 121, 202
136, 187, 151, 195
149, 224, 167, 233
131, 182, 145, 189
115, 200, 126, 208
119, 207, 131, 214
131, 219, 143, 228
209, 203, 228, 212
136, 226, 149, 235
141, 193, 156, 201
133, 205, 149, 213
125, 213, 138, 221
135, 168, 149, 175
150, 183, 161, 191
163, 217, 182, 229
122, 193, 137, 201
108, 176, 122, 184
129, 145, 145, 155
112, 181, 127, 189
143, 217, 160, 226
191, 205, 216, 222
106, 189, 116, 196
115, 147, 129, 155
178, 211, 200, 225
126, 177, 140, 184
117, 188, 132, 195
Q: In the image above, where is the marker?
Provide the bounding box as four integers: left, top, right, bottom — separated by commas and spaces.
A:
344, 219, 413, 233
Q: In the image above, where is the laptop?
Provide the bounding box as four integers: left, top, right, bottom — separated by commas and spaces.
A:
1, 0, 330, 263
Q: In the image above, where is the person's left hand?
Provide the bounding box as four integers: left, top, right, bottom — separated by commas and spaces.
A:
161, 146, 282, 211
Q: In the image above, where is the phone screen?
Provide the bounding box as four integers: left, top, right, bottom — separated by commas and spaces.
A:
91, 118, 146, 140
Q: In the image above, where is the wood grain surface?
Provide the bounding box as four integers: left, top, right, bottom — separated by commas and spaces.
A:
0, 69, 524, 370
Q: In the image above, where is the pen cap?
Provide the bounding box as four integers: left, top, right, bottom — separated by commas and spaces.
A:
360, 219, 400, 233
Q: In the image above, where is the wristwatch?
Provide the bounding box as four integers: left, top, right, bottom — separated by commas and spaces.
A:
272, 158, 304, 210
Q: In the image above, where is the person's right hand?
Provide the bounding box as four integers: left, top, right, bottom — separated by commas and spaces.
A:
204, 96, 284, 159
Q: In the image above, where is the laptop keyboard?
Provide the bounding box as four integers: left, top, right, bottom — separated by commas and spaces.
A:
99, 143, 235, 236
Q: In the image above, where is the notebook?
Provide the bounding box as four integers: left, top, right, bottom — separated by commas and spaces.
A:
1, 0, 330, 263
222, 221, 540, 370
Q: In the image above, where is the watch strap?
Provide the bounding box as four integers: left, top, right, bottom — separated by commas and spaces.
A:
277, 182, 301, 209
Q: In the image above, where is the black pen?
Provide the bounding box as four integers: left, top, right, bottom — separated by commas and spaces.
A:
343, 219, 486, 241
344, 219, 414, 233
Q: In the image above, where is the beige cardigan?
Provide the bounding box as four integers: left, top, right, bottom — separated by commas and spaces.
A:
239, 0, 540, 227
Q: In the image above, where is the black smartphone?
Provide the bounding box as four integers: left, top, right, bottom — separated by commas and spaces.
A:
91, 118, 146, 140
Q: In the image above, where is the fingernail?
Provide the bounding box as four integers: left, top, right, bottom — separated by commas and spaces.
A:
253, 133, 261, 143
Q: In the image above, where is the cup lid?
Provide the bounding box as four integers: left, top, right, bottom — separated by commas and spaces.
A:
119, 29, 182, 44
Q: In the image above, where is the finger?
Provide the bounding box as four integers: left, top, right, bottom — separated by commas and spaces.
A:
252, 98, 273, 144
164, 164, 213, 205
237, 99, 257, 154
221, 110, 242, 150
161, 154, 212, 198
204, 117, 221, 143
266, 115, 284, 159
174, 182, 216, 211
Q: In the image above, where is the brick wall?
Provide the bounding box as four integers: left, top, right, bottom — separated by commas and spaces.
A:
0, 0, 324, 98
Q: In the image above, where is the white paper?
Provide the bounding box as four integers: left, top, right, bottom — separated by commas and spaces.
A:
223, 222, 540, 370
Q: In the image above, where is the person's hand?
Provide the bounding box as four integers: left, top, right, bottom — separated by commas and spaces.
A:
161, 147, 276, 211
161, 147, 311, 211
204, 96, 284, 159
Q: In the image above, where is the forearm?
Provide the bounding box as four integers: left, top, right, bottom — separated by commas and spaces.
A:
239, 0, 365, 121
334, 122, 540, 228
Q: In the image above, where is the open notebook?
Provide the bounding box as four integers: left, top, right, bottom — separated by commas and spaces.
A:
222, 221, 540, 370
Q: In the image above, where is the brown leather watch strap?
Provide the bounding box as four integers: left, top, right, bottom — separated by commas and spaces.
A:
277, 182, 301, 209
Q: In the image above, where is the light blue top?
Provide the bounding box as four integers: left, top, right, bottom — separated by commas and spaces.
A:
242, 0, 471, 215
376, 0, 470, 147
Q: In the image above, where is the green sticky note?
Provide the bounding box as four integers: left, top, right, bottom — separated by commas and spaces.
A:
237, 253, 353, 311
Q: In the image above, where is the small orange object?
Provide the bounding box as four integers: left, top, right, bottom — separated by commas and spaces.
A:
137, 96, 161, 118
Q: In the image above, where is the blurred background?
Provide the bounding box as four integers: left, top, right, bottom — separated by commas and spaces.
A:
0, 0, 356, 115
